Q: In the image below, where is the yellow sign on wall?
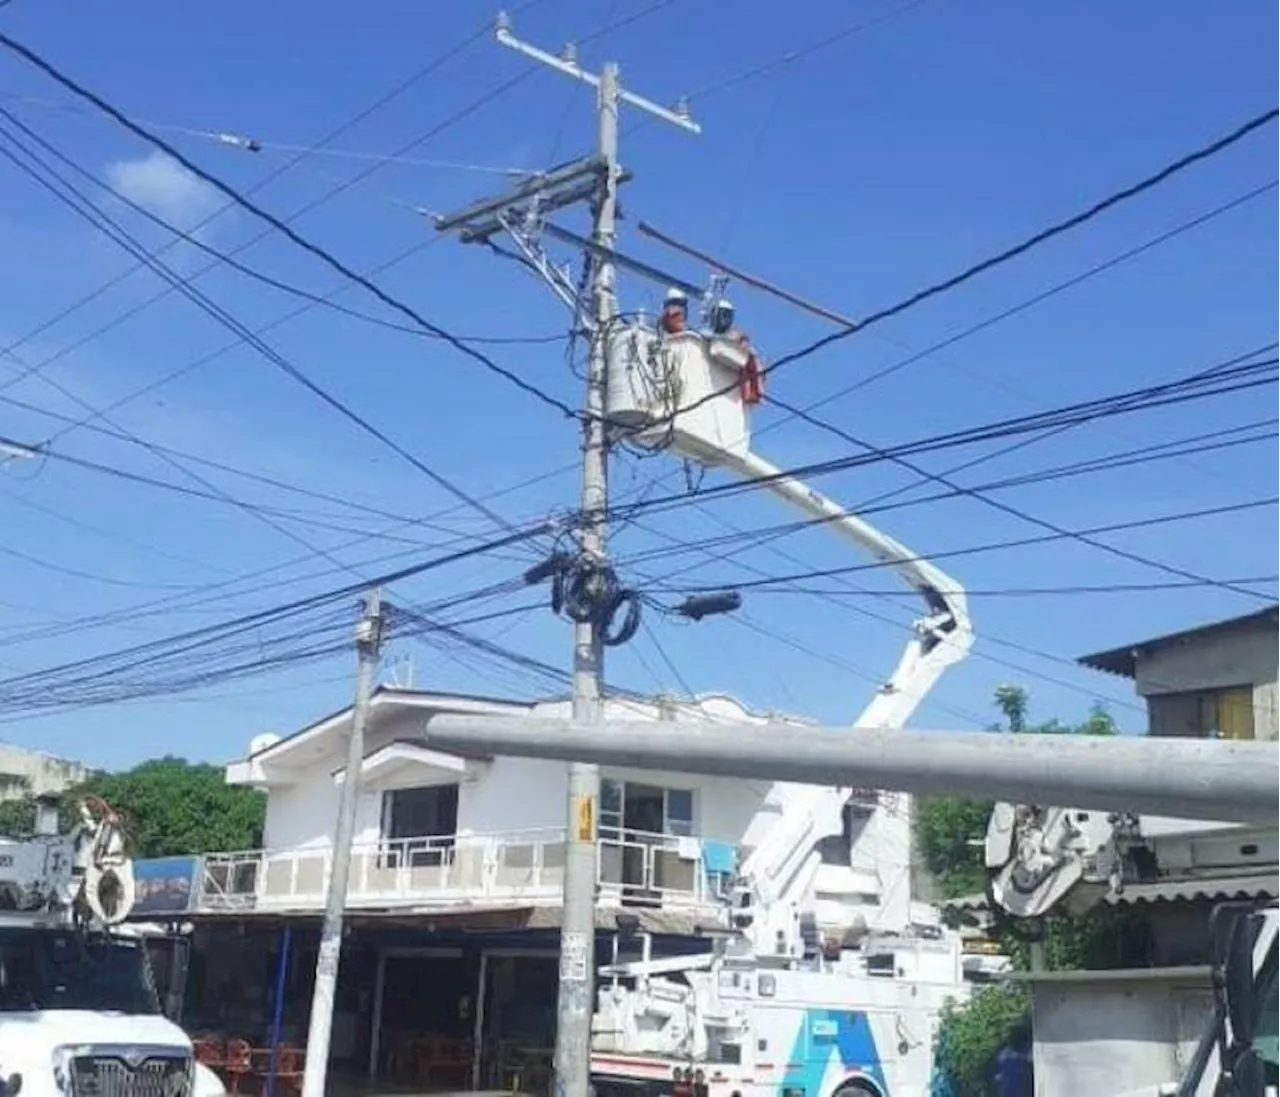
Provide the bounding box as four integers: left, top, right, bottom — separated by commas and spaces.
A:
575, 795, 595, 842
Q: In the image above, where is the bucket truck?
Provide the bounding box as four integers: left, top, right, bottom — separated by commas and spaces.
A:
0, 797, 225, 1097
582, 321, 977, 1096
425, 319, 1280, 1097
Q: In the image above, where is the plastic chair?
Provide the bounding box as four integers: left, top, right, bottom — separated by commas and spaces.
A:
192, 1040, 225, 1069
273, 1046, 305, 1097
223, 1040, 253, 1096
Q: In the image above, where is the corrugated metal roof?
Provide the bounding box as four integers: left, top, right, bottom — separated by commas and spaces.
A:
944, 892, 990, 913
1077, 605, 1278, 679
943, 874, 1278, 913
1103, 873, 1279, 905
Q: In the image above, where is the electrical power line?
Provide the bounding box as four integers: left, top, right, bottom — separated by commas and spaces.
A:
0, 116, 526, 539
0, 521, 555, 702
766, 385, 1274, 601
0, 457, 581, 652
768, 183, 1279, 418
0, 29, 584, 421
615, 418, 1277, 574
607, 354, 1278, 524
0, 11, 506, 366
619, 109, 1279, 433
645, 497, 1278, 595
763, 110, 1278, 377
741, 577, 1278, 598
2, 104, 566, 349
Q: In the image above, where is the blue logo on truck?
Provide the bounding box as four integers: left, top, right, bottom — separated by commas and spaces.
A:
781, 1010, 888, 1097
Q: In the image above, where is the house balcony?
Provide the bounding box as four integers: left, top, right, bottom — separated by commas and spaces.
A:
196, 827, 734, 919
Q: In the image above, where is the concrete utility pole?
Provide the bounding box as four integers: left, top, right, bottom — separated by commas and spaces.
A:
552, 57, 618, 1097
424, 714, 1280, 825
488, 20, 698, 1097
432, 21, 698, 1097
301, 588, 382, 1097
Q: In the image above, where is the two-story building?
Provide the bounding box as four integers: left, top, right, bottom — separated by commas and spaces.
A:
0, 741, 89, 801
1018, 605, 1278, 1095
1073, 604, 1277, 957
173, 686, 927, 1090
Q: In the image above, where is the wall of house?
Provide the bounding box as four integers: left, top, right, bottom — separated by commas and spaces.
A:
0, 743, 89, 800
1030, 970, 1213, 1095
1137, 621, 1278, 741
261, 777, 341, 850
455, 756, 565, 835
258, 749, 776, 850
258, 708, 451, 849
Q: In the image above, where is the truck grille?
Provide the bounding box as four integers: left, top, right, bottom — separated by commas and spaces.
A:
70, 1055, 192, 1097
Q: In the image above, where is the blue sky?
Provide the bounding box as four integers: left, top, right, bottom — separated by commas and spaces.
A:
0, 0, 1276, 770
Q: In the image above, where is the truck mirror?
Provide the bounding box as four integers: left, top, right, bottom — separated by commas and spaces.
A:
1212, 904, 1262, 1047
1225, 912, 1258, 1048
1231, 1048, 1265, 1095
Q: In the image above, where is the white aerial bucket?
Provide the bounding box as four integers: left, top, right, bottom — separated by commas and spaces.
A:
605, 324, 750, 462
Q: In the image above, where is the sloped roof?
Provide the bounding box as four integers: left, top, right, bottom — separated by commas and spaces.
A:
1078, 606, 1279, 679
226, 688, 533, 787
1102, 873, 1279, 906
331, 738, 490, 784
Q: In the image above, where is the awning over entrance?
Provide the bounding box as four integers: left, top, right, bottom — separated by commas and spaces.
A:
333, 739, 489, 787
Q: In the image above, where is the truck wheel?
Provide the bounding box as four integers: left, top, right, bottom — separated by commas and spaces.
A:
833, 1082, 880, 1097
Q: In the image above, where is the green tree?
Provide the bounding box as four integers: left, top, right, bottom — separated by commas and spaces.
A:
0, 757, 264, 857
934, 985, 1031, 1097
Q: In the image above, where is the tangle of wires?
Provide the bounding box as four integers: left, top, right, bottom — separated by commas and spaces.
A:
0, 524, 557, 716
521, 530, 744, 649
524, 544, 644, 648
0, 597, 358, 715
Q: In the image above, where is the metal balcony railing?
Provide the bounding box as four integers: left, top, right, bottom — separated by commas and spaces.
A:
197, 827, 723, 914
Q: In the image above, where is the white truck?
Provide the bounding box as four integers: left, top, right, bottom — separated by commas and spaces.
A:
586, 320, 979, 1096
0, 797, 225, 1097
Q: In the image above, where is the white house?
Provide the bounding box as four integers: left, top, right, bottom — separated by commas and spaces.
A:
198, 686, 922, 940
0, 741, 89, 801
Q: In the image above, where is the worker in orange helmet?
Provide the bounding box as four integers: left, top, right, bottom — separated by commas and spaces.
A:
659, 286, 689, 335
709, 298, 765, 405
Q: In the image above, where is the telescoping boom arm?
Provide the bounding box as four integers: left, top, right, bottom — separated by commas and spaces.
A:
598, 322, 975, 952
709, 448, 974, 951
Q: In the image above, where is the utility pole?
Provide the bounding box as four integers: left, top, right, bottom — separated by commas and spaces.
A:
555, 57, 618, 1097
433, 20, 697, 1097
301, 588, 382, 1097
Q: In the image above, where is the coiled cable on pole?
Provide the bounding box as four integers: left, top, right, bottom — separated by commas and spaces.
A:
526, 551, 642, 648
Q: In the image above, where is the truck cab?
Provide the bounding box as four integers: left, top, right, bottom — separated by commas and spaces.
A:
0, 917, 225, 1097
1178, 904, 1278, 1097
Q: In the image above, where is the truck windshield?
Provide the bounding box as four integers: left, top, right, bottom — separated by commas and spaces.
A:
0, 928, 160, 1014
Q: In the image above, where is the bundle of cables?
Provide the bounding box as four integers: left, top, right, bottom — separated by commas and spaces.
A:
524, 551, 643, 648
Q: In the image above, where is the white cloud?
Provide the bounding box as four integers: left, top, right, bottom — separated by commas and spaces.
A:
104, 150, 221, 230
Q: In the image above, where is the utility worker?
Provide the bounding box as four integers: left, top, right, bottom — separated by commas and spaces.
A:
709, 298, 765, 405
659, 286, 688, 335
993, 1021, 1034, 1097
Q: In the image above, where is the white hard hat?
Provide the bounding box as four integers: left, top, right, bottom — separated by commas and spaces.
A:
664, 287, 688, 304
716, 297, 734, 311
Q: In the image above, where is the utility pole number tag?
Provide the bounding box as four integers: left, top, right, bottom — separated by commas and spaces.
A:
575, 795, 595, 842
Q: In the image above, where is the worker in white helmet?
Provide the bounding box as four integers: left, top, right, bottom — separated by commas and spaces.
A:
709, 297, 765, 406
660, 287, 689, 335
709, 297, 735, 336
